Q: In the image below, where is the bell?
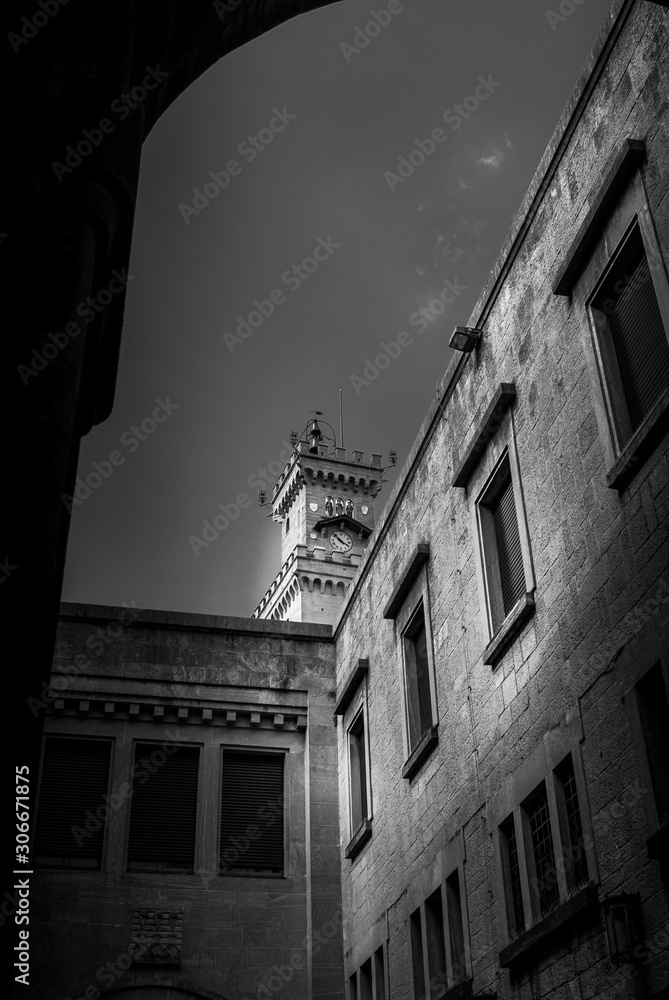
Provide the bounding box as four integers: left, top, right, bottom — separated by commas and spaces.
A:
308, 419, 323, 453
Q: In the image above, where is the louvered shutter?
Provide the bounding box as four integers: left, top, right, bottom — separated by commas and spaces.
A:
492, 476, 525, 621
220, 750, 284, 875
127, 744, 199, 871
35, 737, 111, 869
605, 246, 669, 434
413, 622, 433, 739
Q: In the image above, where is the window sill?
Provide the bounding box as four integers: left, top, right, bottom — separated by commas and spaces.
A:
344, 818, 373, 860
499, 884, 599, 968
647, 821, 669, 861
606, 387, 669, 491
402, 724, 439, 780
483, 592, 535, 667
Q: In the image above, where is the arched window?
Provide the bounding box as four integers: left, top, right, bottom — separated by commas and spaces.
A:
325, 496, 334, 517
335, 497, 344, 516
345, 499, 354, 518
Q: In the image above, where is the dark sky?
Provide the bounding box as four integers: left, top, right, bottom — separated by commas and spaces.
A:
62, 0, 614, 618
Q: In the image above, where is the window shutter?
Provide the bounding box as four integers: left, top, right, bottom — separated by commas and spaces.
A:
413, 623, 433, 739
35, 737, 111, 869
127, 744, 199, 871
220, 750, 284, 875
492, 477, 525, 618
606, 244, 669, 433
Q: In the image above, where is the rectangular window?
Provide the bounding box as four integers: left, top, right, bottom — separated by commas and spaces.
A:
555, 755, 589, 890
349, 710, 369, 835
127, 743, 199, 872
220, 749, 284, 876
591, 222, 669, 448
349, 973, 358, 1000
500, 817, 525, 939
635, 663, 669, 829
403, 602, 434, 752
445, 871, 466, 986
424, 888, 447, 998
359, 958, 373, 1000
35, 737, 112, 870
410, 907, 427, 1000
499, 751, 595, 942
525, 784, 560, 918
373, 946, 386, 1000
478, 454, 526, 633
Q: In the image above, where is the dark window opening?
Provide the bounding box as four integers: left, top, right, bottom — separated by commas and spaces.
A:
349, 712, 368, 834
410, 907, 426, 1000
556, 755, 589, 889
592, 223, 669, 441
404, 603, 433, 751
220, 749, 284, 876
374, 946, 386, 1000
425, 887, 447, 998
636, 663, 669, 828
359, 958, 373, 1000
445, 870, 467, 985
35, 737, 112, 870
501, 817, 525, 938
127, 743, 199, 872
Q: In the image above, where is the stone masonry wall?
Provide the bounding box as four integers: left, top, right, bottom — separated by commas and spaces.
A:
334, 2, 669, 998
30, 607, 342, 1000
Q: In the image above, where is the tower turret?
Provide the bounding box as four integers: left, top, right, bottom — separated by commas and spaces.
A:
252, 417, 390, 625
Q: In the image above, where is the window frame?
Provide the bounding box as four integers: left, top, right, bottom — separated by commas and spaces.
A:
494, 746, 598, 952
395, 565, 439, 779
218, 744, 288, 878
343, 677, 373, 860
622, 655, 669, 850
125, 739, 201, 874
471, 425, 535, 666
34, 733, 114, 872
575, 169, 669, 489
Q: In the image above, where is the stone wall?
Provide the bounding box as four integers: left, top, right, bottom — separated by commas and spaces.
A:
333, 1, 669, 997
31, 607, 342, 1000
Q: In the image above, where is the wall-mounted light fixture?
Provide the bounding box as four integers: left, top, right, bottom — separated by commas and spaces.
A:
603, 894, 644, 966
449, 326, 482, 352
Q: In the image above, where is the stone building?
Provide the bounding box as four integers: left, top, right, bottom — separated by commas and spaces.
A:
30, 2, 669, 1000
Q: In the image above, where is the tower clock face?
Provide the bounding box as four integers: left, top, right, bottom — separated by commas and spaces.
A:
330, 530, 352, 553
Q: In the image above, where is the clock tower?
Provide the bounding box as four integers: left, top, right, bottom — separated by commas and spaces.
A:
252, 417, 389, 625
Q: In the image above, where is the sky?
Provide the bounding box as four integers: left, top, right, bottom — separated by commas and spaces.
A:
61, 0, 615, 618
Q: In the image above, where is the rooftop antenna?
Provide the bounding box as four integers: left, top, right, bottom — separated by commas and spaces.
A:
339, 387, 344, 450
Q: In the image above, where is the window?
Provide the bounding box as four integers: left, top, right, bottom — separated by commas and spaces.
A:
285, 517, 290, 534
35, 737, 112, 870
627, 662, 669, 837
590, 222, 669, 448
127, 743, 199, 872
403, 602, 434, 753
384, 545, 438, 778
410, 907, 427, 1000
424, 888, 447, 997
565, 146, 669, 488
219, 749, 285, 876
497, 751, 596, 946
477, 452, 529, 637
348, 709, 370, 835
349, 945, 387, 1000
444, 870, 467, 987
